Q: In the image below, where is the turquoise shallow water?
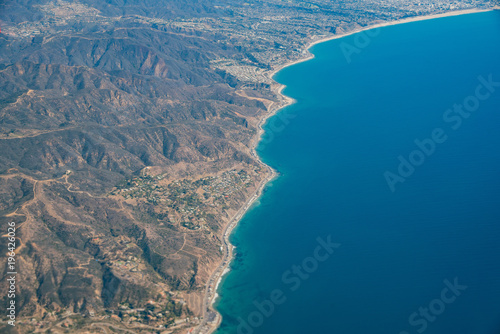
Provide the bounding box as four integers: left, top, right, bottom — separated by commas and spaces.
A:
215, 11, 500, 334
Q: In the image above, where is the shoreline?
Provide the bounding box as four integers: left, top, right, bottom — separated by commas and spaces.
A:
268, 7, 495, 80
192, 6, 495, 334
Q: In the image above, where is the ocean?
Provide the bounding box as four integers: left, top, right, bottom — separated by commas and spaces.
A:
215, 11, 500, 334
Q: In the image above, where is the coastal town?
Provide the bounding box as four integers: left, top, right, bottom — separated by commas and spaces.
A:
111, 168, 259, 233
3, 0, 495, 83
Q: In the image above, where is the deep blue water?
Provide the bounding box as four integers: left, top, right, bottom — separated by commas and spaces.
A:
215, 11, 500, 334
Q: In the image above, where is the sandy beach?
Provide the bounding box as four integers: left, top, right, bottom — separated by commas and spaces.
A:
192, 6, 496, 334
269, 7, 495, 80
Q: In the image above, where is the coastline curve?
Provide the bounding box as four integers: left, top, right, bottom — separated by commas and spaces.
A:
191, 7, 495, 334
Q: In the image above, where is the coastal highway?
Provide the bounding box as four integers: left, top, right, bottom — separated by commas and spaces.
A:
192, 88, 286, 333
192, 163, 276, 334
